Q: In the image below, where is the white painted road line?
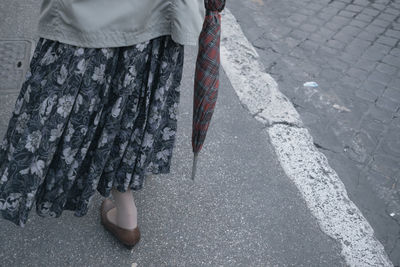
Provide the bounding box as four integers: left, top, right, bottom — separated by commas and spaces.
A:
220, 8, 393, 267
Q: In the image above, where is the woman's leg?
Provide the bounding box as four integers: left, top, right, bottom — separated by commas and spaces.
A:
107, 187, 138, 230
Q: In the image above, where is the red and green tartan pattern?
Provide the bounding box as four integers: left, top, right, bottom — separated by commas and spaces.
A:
192, 0, 226, 154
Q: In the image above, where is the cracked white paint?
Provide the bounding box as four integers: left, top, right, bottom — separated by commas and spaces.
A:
220, 9, 302, 127
268, 124, 393, 266
220, 8, 393, 267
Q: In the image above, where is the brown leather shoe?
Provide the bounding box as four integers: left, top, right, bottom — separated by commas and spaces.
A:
100, 198, 140, 249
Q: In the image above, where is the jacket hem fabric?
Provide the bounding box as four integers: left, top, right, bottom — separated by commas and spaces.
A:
36, 0, 203, 48
37, 22, 199, 48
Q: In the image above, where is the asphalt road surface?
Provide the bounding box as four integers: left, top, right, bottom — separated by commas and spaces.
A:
0, 0, 399, 266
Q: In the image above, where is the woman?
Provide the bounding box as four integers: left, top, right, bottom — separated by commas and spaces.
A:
0, 0, 205, 249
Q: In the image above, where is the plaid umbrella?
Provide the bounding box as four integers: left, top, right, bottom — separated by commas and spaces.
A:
191, 0, 226, 181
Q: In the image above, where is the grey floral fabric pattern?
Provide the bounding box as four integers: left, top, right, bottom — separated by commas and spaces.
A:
0, 35, 184, 227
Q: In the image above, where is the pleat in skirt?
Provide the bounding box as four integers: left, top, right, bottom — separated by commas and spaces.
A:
0, 35, 184, 227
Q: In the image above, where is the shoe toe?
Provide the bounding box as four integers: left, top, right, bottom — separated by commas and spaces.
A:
100, 198, 140, 248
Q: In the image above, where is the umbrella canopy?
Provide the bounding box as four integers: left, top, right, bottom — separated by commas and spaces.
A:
191, 0, 226, 180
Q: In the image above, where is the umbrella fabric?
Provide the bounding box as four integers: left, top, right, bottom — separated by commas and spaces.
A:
191, 0, 226, 180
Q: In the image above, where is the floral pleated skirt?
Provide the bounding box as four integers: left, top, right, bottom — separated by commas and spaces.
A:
0, 35, 184, 227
